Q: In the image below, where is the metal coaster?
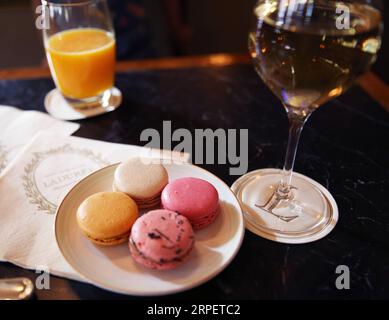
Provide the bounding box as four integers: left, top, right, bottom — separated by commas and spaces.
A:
231, 169, 339, 244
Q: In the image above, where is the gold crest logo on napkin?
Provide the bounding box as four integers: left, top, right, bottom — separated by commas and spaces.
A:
22, 144, 109, 214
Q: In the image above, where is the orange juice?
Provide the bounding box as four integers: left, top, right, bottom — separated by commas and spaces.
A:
46, 28, 115, 99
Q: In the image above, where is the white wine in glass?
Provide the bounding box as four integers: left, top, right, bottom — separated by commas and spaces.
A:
233, 0, 383, 242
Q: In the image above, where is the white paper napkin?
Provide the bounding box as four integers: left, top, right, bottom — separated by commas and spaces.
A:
0, 105, 80, 174
0, 131, 188, 282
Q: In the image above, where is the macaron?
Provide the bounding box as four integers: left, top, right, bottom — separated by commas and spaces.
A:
161, 177, 220, 230
129, 209, 195, 270
113, 157, 168, 209
77, 192, 138, 246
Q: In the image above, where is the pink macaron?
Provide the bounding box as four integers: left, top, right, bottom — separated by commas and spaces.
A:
161, 177, 220, 230
129, 209, 195, 270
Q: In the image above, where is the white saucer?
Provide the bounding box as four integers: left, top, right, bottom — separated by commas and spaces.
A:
55, 162, 245, 296
44, 88, 122, 121
231, 169, 339, 244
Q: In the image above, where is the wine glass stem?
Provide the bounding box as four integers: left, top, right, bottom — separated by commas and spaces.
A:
278, 110, 309, 196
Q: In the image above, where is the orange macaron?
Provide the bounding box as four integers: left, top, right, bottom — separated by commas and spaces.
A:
76, 192, 138, 245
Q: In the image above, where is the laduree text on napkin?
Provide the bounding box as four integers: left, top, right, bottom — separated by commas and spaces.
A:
0, 105, 80, 175
0, 131, 189, 281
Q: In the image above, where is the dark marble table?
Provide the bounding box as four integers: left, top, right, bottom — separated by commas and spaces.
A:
0, 64, 388, 299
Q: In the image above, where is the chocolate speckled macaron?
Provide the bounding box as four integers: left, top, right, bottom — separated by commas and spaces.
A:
129, 209, 195, 270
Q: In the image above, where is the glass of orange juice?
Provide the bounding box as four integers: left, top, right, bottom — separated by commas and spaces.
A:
42, 0, 118, 110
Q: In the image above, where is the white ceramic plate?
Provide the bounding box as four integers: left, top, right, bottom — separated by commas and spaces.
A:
55, 162, 245, 296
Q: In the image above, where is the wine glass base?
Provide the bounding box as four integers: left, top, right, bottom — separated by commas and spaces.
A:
231, 169, 338, 244
44, 87, 122, 121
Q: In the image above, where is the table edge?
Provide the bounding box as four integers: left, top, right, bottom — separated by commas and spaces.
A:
0, 54, 250, 80
0, 53, 387, 112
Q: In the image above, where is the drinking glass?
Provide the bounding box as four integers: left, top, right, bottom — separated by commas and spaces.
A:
233, 0, 383, 240
42, 0, 117, 109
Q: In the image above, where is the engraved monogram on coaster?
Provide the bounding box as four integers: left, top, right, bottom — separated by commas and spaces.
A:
22, 144, 110, 214
0, 143, 7, 174
255, 185, 299, 223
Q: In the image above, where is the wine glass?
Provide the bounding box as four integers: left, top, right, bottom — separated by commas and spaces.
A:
42, 0, 120, 110
232, 0, 383, 242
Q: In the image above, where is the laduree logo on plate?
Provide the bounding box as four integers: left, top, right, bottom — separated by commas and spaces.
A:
0, 143, 7, 174
22, 144, 110, 214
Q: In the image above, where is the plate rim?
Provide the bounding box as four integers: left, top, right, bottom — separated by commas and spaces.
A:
54, 162, 245, 296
